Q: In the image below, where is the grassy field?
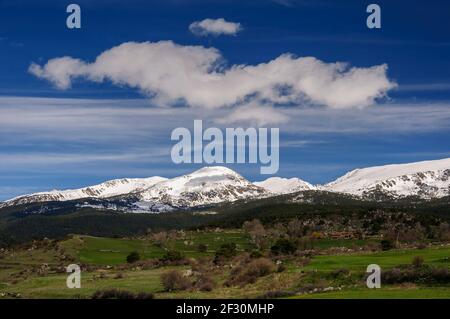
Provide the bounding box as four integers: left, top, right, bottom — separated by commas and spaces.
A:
61, 231, 254, 265
1, 232, 449, 299
304, 246, 450, 272
293, 287, 450, 299
61, 234, 379, 266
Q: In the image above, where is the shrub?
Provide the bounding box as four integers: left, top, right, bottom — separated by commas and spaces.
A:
383, 266, 450, 284
243, 219, 268, 249
381, 239, 394, 251
214, 243, 237, 263
364, 242, 380, 252
197, 243, 208, 253
227, 258, 276, 286
114, 273, 124, 279
417, 242, 427, 250
91, 289, 154, 299
247, 258, 275, 277
330, 268, 350, 279
430, 267, 450, 283
277, 263, 286, 273
271, 239, 297, 255
250, 250, 263, 258
189, 257, 210, 272
152, 231, 168, 248
160, 270, 192, 291
126, 251, 140, 264
231, 252, 251, 265
195, 274, 216, 292
161, 250, 184, 262
412, 256, 424, 268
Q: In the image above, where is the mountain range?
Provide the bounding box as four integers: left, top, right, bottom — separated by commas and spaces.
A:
2, 157, 450, 213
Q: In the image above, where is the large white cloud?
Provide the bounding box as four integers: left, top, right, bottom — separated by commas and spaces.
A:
189, 18, 242, 36
29, 40, 396, 111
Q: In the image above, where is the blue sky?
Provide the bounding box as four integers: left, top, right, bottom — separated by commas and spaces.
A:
0, 0, 450, 200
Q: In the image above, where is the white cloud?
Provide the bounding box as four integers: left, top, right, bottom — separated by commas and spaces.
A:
29, 57, 86, 90
29, 40, 396, 117
189, 18, 242, 36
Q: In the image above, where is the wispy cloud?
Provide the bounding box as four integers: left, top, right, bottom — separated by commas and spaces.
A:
1, 97, 450, 141
1, 96, 449, 200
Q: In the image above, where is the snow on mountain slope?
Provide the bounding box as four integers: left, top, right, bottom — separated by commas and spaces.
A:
254, 177, 315, 194
136, 166, 267, 207
3, 176, 168, 207
4, 158, 450, 212
326, 157, 450, 198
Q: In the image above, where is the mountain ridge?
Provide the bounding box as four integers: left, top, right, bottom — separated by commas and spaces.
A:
325, 157, 450, 199
2, 157, 450, 212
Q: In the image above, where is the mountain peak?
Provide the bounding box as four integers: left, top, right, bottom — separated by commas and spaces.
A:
254, 176, 315, 194
190, 166, 241, 176
136, 166, 266, 207
326, 157, 450, 198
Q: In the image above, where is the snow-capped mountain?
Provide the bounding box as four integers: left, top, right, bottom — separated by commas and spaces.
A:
3, 176, 167, 207
326, 158, 450, 199
254, 177, 315, 194
134, 166, 267, 208
2, 158, 450, 213
1, 166, 267, 211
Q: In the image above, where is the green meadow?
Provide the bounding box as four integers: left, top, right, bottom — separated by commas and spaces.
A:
62, 231, 254, 265
0, 232, 449, 299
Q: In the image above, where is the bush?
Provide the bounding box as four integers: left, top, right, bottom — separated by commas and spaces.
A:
277, 264, 286, 273
430, 267, 450, 283
195, 274, 216, 292
126, 251, 140, 264
91, 289, 154, 299
114, 273, 124, 279
197, 243, 208, 253
417, 242, 427, 250
226, 258, 276, 286
381, 239, 394, 251
161, 250, 184, 262
189, 257, 210, 272
383, 266, 450, 284
330, 268, 350, 279
160, 270, 191, 291
250, 250, 263, 258
214, 243, 237, 263
271, 239, 297, 255
412, 256, 424, 268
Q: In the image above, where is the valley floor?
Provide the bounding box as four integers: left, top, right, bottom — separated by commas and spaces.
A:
0, 231, 449, 299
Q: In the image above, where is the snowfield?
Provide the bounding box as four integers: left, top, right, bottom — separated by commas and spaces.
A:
325, 157, 450, 198
2, 157, 450, 211
254, 177, 315, 194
